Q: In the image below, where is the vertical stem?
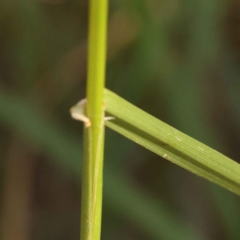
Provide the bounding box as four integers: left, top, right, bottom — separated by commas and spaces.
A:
80, 0, 108, 240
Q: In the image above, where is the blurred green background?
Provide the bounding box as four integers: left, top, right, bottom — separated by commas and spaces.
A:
1, 0, 240, 239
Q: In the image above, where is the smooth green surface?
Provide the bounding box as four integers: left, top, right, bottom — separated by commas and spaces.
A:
104, 89, 240, 196
81, 0, 108, 239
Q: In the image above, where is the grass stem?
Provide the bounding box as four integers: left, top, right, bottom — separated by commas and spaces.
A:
80, 1, 108, 240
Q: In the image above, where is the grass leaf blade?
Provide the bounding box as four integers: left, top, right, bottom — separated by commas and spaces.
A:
104, 89, 240, 196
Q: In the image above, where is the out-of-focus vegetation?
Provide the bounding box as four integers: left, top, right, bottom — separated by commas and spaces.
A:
1, 0, 240, 240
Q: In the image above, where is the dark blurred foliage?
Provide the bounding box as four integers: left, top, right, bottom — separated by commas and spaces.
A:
1, 0, 240, 239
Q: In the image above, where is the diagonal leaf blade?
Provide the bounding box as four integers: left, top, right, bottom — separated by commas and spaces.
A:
104, 89, 240, 196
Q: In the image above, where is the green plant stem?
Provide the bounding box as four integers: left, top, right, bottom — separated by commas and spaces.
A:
104, 89, 240, 196
81, 1, 108, 240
